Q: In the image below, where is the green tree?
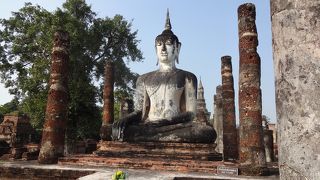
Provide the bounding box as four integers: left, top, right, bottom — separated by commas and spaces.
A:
0, 98, 20, 122
113, 89, 133, 121
0, 0, 143, 141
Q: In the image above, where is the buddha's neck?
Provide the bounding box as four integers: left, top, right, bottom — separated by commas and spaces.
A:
159, 62, 176, 72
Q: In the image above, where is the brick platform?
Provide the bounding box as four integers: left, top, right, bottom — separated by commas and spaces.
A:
97, 141, 222, 161
0, 160, 279, 180
59, 141, 224, 173
0, 160, 95, 180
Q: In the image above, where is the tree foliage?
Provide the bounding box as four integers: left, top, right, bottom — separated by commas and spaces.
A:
0, 98, 20, 122
0, 0, 143, 139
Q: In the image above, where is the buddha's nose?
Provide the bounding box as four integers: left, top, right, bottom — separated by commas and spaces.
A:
161, 44, 166, 51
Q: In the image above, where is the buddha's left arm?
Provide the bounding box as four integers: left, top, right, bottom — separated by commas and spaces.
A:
184, 74, 197, 115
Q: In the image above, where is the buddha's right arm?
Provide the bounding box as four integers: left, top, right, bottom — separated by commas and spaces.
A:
134, 77, 144, 111
113, 76, 145, 128
134, 76, 150, 120
120, 110, 142, 125
112, 110, 142, 141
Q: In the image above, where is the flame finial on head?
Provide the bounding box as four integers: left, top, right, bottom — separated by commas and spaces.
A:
165, 8, 172, 30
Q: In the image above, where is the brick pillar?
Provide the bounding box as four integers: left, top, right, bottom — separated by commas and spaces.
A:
213, 85, 223, 153
220, 56, 238, 160
38, 30, 70, 164
238, 3, 266, 175
100, 61, 114, 140
271, 0, 320, 178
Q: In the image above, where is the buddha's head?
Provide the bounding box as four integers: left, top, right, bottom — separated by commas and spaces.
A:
155, 10, 181, 66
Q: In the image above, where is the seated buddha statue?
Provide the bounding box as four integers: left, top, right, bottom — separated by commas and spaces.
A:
112, 11, 216, 143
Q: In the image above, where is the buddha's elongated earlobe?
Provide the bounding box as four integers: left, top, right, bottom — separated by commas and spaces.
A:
176, 43, 181, 64
155, 46, 159, 65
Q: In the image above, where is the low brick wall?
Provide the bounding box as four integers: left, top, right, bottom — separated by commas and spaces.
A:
0, 164, 95, 180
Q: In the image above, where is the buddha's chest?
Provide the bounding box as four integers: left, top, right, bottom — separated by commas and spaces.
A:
146, 84, 184, 120
144, 72, 185, 104
144, 72, 186, 120
146, 83, 184, 102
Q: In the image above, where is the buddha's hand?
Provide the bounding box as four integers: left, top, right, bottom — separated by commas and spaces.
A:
145, 111, 194, 127
111, 110, 142, 141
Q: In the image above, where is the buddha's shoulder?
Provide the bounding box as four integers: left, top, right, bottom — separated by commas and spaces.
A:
138, 70, 157, 79
136, 70, 158, 83
175, 69, 197, 80
137, 69, 197, 81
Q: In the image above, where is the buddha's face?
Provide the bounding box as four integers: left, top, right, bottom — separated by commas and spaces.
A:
156, 38, 179, 64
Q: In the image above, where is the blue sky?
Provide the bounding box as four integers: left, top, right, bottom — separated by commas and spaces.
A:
0, 0, 276, 123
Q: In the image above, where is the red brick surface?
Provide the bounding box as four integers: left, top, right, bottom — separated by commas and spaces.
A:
220, 56, 238, 160
59, 141, 224, 173
238, 3, 266, 175
38, 31, 70, 164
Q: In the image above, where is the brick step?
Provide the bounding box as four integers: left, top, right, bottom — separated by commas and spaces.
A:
97, 141, 221, 160
94, 150, 222, 161
58, 154, 224, 173
98, 141, 218, 151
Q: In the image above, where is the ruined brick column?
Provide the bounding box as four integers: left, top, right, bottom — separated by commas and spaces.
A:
100, 61, 114, 140
220, 56, 238, 160
213, 85, 223, 153
271, 0, 320, 178
38, 30, 69, 164
238, 3, 266, 175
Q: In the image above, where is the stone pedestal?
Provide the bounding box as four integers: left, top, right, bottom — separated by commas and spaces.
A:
38, 30, 70, 164
238, 3, 266, 175
271, 0, 320, 179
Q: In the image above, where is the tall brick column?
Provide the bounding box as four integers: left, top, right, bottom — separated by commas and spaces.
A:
100, 60, 114, 140
213, 85, 223, 153
220, 56, 238, 160
38, 30, 70, 164
271, 0, 320, 178
238, 3, 266, 175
